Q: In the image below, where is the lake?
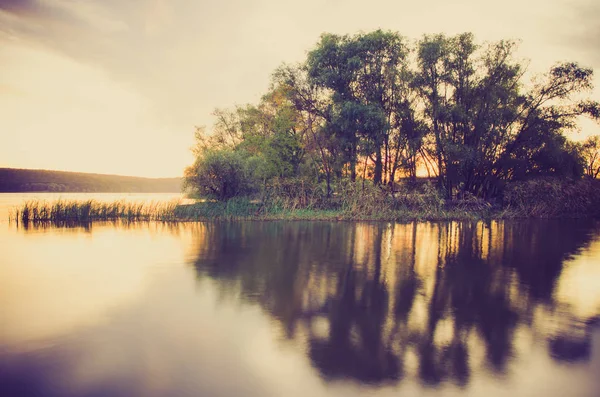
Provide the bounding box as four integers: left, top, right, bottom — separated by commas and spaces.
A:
1, 193, 599, 397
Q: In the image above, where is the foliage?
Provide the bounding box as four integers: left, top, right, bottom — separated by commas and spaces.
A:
394, 182, 446, 212
306, 30, 417, 185
414, 35, 598, 198
184, 30, 600, 209
184, 149, 258, 201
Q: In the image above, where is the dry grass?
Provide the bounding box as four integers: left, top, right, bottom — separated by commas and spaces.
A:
503, 178, 600, 218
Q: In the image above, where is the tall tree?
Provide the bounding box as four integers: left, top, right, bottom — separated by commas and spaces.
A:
273, 64, 339, 196
415, 33, 599, 198
493, 63, 599, 190
307, 30, 410, 185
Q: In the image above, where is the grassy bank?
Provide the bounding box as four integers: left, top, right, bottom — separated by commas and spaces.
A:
173, 178, 600, 221
10, 199, 491, 223
174, 203, 491, 221
172, 196, 494, 221
10, 179, 600, 224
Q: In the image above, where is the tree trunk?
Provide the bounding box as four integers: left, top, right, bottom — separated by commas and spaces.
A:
350, 145, 357, 181
374, 147, 383, 185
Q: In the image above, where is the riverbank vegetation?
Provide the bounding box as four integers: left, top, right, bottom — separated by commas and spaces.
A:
183, 30, 600, 218
10, 176, 600, 224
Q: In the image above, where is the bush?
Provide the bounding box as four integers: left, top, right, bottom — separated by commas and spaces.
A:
184, 149, 258, 201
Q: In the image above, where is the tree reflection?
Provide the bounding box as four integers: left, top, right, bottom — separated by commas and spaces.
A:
190, 219, 599, 387
308, 225, 400, 384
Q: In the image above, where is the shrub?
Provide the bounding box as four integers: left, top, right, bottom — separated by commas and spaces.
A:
184, 149, 258, 201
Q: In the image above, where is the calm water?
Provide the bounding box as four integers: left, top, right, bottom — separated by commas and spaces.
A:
1, 194, 600, 396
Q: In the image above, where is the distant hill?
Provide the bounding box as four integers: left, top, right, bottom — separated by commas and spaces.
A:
0, 168, 182, 193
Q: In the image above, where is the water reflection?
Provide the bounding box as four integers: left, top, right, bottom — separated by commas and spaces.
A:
191, 220, 600, 387
1, 220, 599, 397
0, 222, 189, 346
8, 219, 199, 236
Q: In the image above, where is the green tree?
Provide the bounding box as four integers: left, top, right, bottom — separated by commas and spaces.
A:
185, 83, 307, 199
307, 30, 412, 185
415, 34, 523, 198
415, 34, 599, 198
273, 64, 340, 196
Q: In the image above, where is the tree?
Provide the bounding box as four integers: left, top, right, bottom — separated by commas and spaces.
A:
185, 83, 310, 199
415, 33, 599, 198
186, 31, 599, 202
273, 64, 340, 196
580, 135, 600, 178
307, 30, 413, 185
492, 63, 599, 188
415, 34, 523, 198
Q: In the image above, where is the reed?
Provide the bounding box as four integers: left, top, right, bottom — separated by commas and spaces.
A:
503, 178, 600, 218
11, 199, 180, 223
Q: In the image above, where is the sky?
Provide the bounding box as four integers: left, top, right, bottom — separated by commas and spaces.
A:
0, 0, 599, 178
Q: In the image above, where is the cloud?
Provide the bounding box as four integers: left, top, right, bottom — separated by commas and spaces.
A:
0, 0, 38, 14
0, 0, 265, 123
568, 1, 600, 68
4, 0, 592, 121
0, 0, 599, 176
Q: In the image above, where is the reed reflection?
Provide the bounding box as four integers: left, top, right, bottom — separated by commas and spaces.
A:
191, 220, 600, 387
12, 219, 197, 236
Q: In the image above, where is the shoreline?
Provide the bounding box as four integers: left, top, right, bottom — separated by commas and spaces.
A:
6, 206, 600, 225
7, 190, 600, 223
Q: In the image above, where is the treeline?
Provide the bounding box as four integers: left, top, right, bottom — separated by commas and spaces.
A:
185, 31, 600, 204
0, 168, 182, 193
